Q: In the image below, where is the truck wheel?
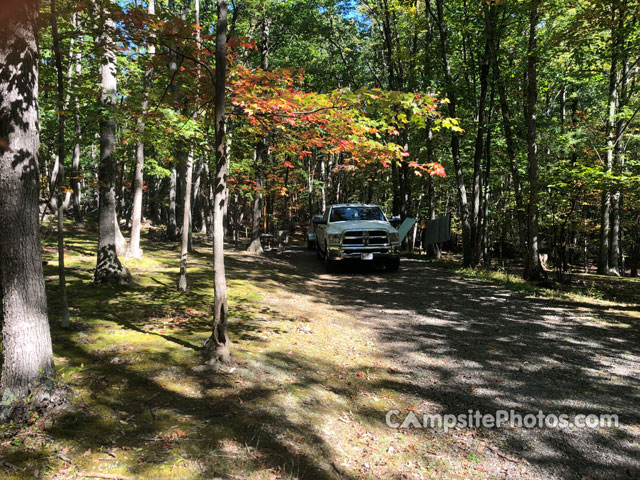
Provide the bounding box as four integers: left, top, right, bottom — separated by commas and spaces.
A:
386, 258, 400, 272
324, 244, 337, 273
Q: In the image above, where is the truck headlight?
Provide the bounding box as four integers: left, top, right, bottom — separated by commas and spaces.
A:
388, 232, 399, 244
327, 233, 342, 245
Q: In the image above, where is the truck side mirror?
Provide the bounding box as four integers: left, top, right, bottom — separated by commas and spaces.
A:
312, 215, 326, 225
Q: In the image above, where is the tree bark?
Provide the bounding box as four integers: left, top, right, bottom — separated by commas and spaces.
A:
94, 0, 131, 284
0, 0, 57, 408
204, 0, 231, 363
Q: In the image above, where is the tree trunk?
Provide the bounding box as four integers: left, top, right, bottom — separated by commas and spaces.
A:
470, 39, 490, 267
434, 0, 472, 266
62, 11, 83, 223
609, 30, 628, 276
204, 0, 231, 363
51, 0, 70, 327
425, 125, 440, 258
246, 16, 270, 254
178, 149, 194, 291
167, 164, 178, 240
524, 0, 544, 281
94, 0, 131, 284
128, 0, 155, 258
484, 3, 528, 263
598, 5, 619, 275
0, 0, 57, 409
482, 88, 495, 268
247, 145, 265, 254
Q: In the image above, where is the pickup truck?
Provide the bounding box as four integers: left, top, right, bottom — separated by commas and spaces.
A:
313, 203, 401, 272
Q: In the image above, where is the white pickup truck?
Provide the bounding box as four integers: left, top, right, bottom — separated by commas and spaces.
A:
313, 203, 401, 272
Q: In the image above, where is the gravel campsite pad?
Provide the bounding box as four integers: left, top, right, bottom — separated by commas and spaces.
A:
248, 246, 640, 479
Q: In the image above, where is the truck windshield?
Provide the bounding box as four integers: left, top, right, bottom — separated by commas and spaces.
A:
329, 206, 386, 222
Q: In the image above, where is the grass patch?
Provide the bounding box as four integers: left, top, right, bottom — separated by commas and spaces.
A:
413, 254, 640, 308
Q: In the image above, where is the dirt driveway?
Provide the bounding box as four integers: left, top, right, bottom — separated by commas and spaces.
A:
243, 246, 640, 480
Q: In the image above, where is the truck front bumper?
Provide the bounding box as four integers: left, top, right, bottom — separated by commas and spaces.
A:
327, 245, 400, 261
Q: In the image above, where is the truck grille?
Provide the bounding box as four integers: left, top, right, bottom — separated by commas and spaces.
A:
342, 230, 388, 246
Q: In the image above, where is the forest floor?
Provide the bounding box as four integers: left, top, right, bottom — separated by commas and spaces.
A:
1, 225, 639, 480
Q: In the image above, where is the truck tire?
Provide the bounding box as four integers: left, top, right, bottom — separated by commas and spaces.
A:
324, 244, 337, 273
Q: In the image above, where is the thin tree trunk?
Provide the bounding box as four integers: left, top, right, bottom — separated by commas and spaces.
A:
471, 39, 490, 266
178, 149, 193, 291
70, 103, 83, 221
167, 164, 178, 239
0, 0, 57, 406
246, 16, 270, 254
524, 0, 544, 281
204, 0, 231, 363
609, 27, 628, 276
598, 5, 619, 275
128, 0, 155, 258
434, 0, 472, 266
482, 87, 495, 268
95, 0, 131, 284
426, 126, 441, 259
484, 3, 528, 263
62, 11, 83, 223
247, 147, 265, 253
192, 155, 204, 234
51, 0, 70, 327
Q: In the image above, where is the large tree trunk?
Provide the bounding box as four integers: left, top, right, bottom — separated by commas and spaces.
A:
0, 0, 57, 409
204, 0, 231, 363
128, 0, 155, 258
524, 0, 544, 281
94, 0, 131, 284
434, 0, 472, 266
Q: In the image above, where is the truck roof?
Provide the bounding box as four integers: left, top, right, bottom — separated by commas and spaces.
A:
328, 203, 380, 208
